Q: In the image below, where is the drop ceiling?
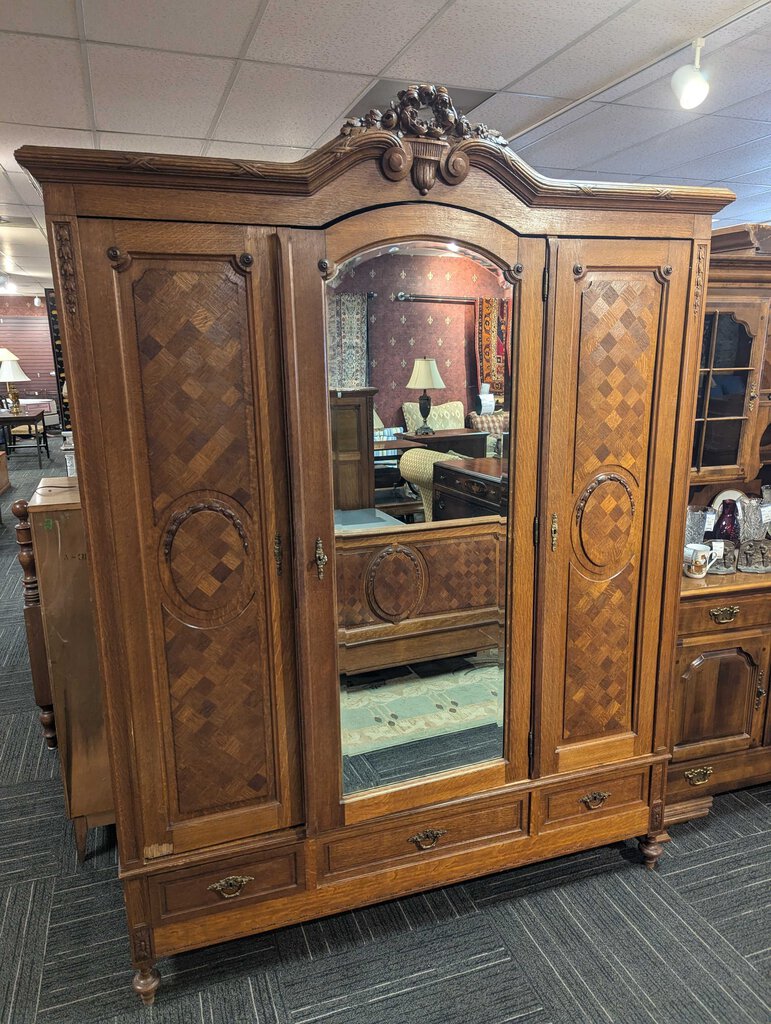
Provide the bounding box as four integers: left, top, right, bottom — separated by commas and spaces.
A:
1, 0, 770, 294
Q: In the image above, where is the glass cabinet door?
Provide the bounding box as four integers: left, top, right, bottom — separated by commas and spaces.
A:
691, 301, 767, 481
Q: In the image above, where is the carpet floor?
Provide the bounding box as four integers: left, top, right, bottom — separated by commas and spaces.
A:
0, 448, 769, 1023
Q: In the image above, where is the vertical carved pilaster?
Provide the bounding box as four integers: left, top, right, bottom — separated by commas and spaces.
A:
52, 222, 78, 318
130, 925, 161, 1006
12, 500, 56, 748
692, 243, 707, 319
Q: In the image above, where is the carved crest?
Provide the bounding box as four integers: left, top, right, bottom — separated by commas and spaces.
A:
341, 83, 510, 195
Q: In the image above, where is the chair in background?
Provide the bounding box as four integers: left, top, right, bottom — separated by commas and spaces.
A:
399, 447, 467, 522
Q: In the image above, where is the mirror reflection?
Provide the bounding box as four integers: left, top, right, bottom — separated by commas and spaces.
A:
326, 241, 514, 795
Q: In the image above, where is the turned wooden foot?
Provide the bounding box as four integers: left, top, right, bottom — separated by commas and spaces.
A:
73, 816, 88, 863
40, 705, 57, 748
638, 835, 664, 870
132, 966, 161, 1006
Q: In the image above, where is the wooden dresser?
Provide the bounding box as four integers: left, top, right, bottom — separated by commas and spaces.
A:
330, 388, 377, 510
17, 83, 732, 1005
20, 478, 113, 858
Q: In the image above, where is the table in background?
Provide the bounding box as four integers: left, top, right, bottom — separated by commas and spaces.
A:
0, 410, 50, 468
432, 457, 508, 520
403, 427, 488, 458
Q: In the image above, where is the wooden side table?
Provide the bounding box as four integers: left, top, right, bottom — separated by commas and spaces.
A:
432, 457, 509, 520
403, 428, 488, 458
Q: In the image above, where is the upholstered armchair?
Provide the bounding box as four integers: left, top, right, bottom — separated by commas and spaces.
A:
401, 399, 465, 433
466, 410, 509, 456
399, 447, 466, 522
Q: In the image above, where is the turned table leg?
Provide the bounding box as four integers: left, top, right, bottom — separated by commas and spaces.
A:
638, 834, 665, 870
132, 966, 161, 1006
12, 500, 57, 748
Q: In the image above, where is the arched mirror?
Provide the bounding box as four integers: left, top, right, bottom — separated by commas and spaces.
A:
325, 239, 515, 795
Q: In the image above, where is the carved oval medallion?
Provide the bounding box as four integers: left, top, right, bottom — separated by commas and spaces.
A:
166, 505, 247, 612
366, 544, 427, 623
574, 475, 635, 570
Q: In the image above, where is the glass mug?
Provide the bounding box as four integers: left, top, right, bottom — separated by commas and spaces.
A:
683, 543, 719, 578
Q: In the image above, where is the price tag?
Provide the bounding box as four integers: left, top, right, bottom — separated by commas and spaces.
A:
705, 508, 717, 531
761, 503, 771, 524
711, 540, 724, 557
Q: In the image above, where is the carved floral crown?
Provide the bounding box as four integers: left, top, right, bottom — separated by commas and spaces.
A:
339, 83, 510, 196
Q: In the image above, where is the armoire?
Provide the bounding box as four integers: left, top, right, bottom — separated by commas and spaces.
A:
17, 85, 733, 1005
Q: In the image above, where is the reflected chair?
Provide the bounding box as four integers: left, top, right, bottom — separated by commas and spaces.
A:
399, 447, 466, 522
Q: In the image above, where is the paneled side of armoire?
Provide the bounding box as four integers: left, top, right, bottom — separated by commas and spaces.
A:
17, 85, 732, 1004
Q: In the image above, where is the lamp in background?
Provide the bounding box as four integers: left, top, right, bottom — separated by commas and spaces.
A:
0, 353, 29, 414
671, 38, 710, 110
406, 356, 446, 435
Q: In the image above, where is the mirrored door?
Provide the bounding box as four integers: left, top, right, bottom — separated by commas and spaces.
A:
322, 231, 537, 800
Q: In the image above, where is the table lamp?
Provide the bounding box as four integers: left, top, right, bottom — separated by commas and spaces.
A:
0, 357, 29, 414
406, 357, 446, 435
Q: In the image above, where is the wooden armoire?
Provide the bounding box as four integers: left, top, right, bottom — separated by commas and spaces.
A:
17, 85, 732, 1005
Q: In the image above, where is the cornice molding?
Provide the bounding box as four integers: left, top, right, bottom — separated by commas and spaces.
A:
15, 83, 736, 215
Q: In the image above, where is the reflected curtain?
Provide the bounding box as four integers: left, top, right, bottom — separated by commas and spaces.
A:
475, 297, 510, 399
327, 293, 368, 389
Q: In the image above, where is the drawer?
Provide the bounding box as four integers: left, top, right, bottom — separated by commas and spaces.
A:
320, 792, 526, 880
148, 842, 304, 924
678, 591, 771, 636
538, 769, 649, 830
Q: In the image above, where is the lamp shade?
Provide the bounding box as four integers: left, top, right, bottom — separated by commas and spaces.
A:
406, 357, 446, 390
0, 359, 30, 383
0, 347, 20, 361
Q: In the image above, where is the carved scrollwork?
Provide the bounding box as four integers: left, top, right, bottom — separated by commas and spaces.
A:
503, 263, 524, 284
163, 502, 249, 559
130, 925, 153, 965
575, 474, 636, 525
341, 83, 510, 195
366, 543, 427, 623
53, 222, 78, 317
693, 244, 707, 319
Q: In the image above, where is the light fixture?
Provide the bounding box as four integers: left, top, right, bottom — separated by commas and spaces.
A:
0, 277, 17, 294
33, 295, 42, 307
447, 241, 460, 252
0, 358, 30, 414
671, 37, 710, 109
406, 356, 446, 435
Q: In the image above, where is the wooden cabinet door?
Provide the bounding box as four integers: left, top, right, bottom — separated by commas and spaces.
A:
536, 238, 692, 776
672, 632, 769, 762
71, 220, 301, 859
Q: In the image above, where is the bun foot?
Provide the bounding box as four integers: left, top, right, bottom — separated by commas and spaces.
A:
638, 836, 664, 870
132, 966, 161, 1006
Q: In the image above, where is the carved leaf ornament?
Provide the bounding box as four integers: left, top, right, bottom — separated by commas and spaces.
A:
341, 83, 510, 195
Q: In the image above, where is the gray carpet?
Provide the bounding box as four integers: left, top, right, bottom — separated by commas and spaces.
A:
1, 447, 770, 1023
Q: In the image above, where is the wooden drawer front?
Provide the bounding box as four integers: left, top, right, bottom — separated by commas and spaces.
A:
539, 769, 649, 830
321, 794, 525, 879
148, 843, 303, 924
678, 592, 771, 636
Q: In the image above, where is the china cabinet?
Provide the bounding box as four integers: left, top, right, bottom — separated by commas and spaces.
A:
17, 84, 731, 1004
666, 227, 771, 824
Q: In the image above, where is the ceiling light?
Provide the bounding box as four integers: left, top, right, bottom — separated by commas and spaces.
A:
447, 242, 460, 252
33, 295, 42, 307
671, 37, 710, 110
0, 278, 17, 294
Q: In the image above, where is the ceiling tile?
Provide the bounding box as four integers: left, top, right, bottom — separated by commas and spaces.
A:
6, 172, 42, 205
97, 133, 205, 155
388, 0, 628, 92
88, 44, 235, 136
713, 87, 771, 123
664, 133, 771, 181
0, 123, 95, 173
517, 103, 692, 170
510, 0, 755, 101
587, 113, 771, 175
214, 63, 369, 147
728, 167, 771, 187
530, 166, 642, 183
204, 141, 308, 161
509, 101, 603, 146
0, 33, 91, 129
716, 194, 771, 224
466, 93, 569, 139
0, 176, 23, 205
249, 0, 447, 74
707, 182, 771, 200
0, 0, 77, 36
82, 0, 257, 58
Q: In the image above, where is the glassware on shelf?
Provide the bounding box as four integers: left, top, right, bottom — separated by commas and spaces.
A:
685, 505, 710, 546
714, 498, 740, 544
738, 496, 767, 542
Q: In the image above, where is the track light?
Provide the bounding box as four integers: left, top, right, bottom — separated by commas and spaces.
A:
671, 38, 709, 109
33, 295, 42, 307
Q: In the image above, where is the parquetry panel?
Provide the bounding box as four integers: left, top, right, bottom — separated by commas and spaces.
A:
164, 607, 273, 815
134, 266, 253, 517
573, 277, 658, 485
563, 563, 635, 739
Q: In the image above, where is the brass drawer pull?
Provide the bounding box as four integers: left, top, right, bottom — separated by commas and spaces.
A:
684, 766, 713, 787
407, 828, 447, 851
579, 791, 610, 810
709, 605, 739, 624
207, 874, 255, 899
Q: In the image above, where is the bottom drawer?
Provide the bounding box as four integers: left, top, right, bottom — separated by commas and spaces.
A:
538, 769, 649, 830
667, 746, 771, 803
320, 792, 526, 880
148, 842, 304, 925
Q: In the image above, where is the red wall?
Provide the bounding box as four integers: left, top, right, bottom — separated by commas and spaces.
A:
0, 298, 56, 401
335, 252, 509, 427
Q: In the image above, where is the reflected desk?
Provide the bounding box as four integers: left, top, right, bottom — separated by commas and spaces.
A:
432, 457, 508, 521
402, 428, 488, 458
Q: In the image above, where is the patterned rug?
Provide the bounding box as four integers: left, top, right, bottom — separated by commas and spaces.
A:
340, 651, 503, 755
475, 296, 510, 397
